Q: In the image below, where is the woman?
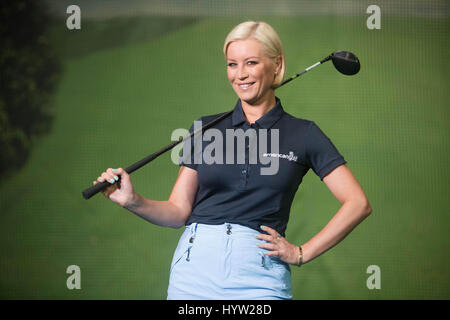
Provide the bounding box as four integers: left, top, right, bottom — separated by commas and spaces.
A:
93, 21, 372, 300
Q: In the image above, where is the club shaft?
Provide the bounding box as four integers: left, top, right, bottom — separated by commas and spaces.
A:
279, 55, 331, 87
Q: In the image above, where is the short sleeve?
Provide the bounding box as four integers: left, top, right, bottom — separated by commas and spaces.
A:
179, 120, 202, 171
304, 121, 347, 180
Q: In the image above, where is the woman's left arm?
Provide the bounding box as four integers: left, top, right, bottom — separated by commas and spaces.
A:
258, 164, 372, 265
300, 164, 372, 264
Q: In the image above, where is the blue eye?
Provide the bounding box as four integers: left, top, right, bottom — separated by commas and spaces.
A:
247, 61, 258, 65
227, 62, 236, 67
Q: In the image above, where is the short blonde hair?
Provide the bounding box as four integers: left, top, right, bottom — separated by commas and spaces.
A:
223, 21, 286, 89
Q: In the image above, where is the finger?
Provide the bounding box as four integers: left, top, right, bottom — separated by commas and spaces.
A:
260, 225, 278, 237
258, 243, 277, 251
255, 234, 273, 242
275, 235, 284, 244
106, 168, 120, 182
101, 172, 116, 184
111, 167, 126, 176
264, 251, 280, 257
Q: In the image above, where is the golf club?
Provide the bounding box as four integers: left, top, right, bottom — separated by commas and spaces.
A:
82, 50, 360, 199
279, 50, 360, 86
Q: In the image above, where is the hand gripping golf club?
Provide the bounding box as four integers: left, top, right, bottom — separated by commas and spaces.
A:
82, 50, 360, 199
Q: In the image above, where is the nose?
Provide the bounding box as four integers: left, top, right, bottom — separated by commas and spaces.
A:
237, 64, 248, 79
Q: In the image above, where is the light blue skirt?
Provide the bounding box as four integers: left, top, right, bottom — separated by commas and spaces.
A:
167, 222, 293, 300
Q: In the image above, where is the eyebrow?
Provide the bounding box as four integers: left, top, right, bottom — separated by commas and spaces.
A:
227, 56, 260, 61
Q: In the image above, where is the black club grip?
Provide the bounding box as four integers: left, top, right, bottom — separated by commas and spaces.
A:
82, 175, 123, 200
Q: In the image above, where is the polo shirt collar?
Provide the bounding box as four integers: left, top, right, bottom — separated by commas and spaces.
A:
231, 97, 284, 129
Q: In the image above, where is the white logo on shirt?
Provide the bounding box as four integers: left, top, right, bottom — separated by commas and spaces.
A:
263, 151, 298, 162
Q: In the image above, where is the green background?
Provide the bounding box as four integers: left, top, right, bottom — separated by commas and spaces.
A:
1, 1, 449, 299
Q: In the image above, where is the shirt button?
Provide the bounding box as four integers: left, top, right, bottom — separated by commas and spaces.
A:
242, 169, 247, 174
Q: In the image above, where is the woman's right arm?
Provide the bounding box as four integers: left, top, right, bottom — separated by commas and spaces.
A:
93, 166, 198, 229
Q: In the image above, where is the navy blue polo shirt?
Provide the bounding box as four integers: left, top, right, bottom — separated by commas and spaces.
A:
179, 97, 346, 236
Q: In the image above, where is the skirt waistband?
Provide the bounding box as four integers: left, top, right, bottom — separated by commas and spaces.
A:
186, 222, 259, 237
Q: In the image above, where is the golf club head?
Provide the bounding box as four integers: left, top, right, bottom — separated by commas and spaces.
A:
331, 51, 360, 75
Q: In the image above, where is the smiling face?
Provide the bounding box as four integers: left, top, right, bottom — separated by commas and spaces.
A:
226, 39, 281, 107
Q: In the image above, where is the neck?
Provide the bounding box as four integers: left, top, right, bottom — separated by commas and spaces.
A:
241, 91, 276, 124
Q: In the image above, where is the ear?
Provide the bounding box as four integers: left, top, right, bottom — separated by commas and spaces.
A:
274, 55, 282, 74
